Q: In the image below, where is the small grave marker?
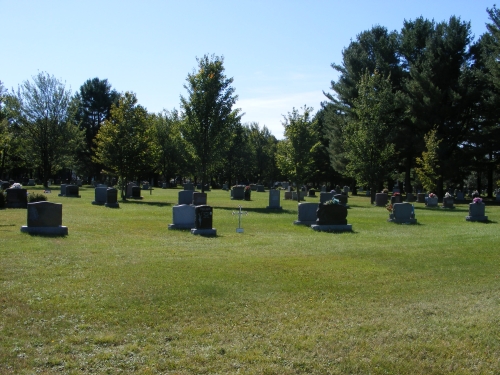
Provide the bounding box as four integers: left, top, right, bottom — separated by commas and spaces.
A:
232, 205, 248, 233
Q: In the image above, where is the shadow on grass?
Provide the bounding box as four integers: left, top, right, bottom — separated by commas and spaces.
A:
214, 206, 295, 214
120, 200, 172, 207
466, 219, 497, 224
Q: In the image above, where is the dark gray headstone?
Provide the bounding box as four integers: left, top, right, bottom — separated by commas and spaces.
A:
319, 192, 334, 204
105, 188, 119, 208
195, 205, 213, 229
6, 188, 28, 208
21, 201, 68, 235
192, 192, 207, 206
183, 183, 194, 191
375, 193, 388, 206
65, 185, 80, 198
178, 190, 193, 205
231, 186, 245, 200
58, 184, 67, 196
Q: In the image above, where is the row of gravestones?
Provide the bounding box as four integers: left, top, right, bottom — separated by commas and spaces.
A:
16, 192, 490, 238
375, 193, 455, 208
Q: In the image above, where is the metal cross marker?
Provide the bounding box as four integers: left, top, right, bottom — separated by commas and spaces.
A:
232, 205, 248, 233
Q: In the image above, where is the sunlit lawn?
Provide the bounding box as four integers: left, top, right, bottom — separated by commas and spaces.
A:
1, 186, 499, 374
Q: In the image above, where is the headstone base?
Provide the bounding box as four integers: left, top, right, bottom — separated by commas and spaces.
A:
266, 206, 282, 210
387, 218, 417, 224
168, 223, 193, 230
91, 201, 105, 206
311, 224, 352, 232
191, 228, 217, 236
293, 220, 317, 226
126, 196, 143, 200
21, 226, 68, 235
465, 215, 488, 222
105, 202, 120, 208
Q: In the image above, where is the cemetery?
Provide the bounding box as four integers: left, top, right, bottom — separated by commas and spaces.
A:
2, 184, 500, 373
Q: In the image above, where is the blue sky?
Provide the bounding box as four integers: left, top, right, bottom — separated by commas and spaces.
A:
1, 0, 495, 138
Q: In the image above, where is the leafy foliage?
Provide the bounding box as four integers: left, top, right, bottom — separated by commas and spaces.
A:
93, 92, 159, 198
415, 128, 441, 193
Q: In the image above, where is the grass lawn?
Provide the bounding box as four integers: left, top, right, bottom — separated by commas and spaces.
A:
1, 186, 499, 374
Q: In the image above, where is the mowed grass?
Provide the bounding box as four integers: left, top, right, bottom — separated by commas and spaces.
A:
1, 187, 499, 374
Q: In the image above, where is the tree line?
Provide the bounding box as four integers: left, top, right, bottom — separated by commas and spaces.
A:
1, 6, 500, 199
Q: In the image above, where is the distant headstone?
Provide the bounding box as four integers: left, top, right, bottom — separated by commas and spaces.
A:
183, 183, 194, 191
65, 185, 81, 198
466, 202, 488, 222
192, 192, 207, 206
416, 193, 426, 203
105, 188, 119, 208
92, 186, 107, 205
456, 192, 464, 201
21, 201, 68, 235
319, 192, 334, 204
178, 191, 193, 205
343, 186, 349, 194
191, 205, 216, 235
311, 203, 352, 232
76, 179, 83, 187
222, 184, 228, 191
442, 197, 455, 209
292, 191, 306, 201
496, 193, 500, 202
334, 193, 348, 207
58, 184, 67, 197
375, 193, 388, 206
390, 195, 403, 204
231, 186, 245, 200
6, 188, 28, 208
321, 185, 326, 193
168, 204, 196, 230
162, 182, 168, 189
266, 189, 282, 210
249, 184, 257, 191
126, 182, 136, 197
284, 191, 292, 200
256, 184, 265, 192
27, 179, 36, 186
388, 203, 416, 224
308, 189, 316, 197
426, 196, 438, 207
1, 181, 10, 190
293, 202, 319, 225
142, 182, 150, 190
282, 182, 289, 190
405, 193, 416, 202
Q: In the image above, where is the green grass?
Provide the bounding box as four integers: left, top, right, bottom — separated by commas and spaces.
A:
1, 186, 500, 374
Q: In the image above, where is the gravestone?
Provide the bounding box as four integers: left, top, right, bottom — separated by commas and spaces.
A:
183, 183, 194, 191
334, 193, 349, 207
319, 192, 334, 204
442, 197, 455, 209
191, 205, 216, 235
126, 182, 136, 198
456, 192, 465, 201
178, 190, 193, 205
1, 181, 10, 190
308, 189, 316, 197
105, 187, 119, 208
426, 196, 438, 207
417, 193, 426, 203
27, 179, 36, 186
284, 191, 292, 200
266, 189, 282, 210
375, 193, 388, 206
292, 191, 306, 201
231, 186, 245, 200
65, 185, 81, 198
92, 186, 108, 205
256, 185, 265, 192
466, 203, 488, 222
311, 203, 352, 232
142, 182, 150, 190
162, 182, 168, 189
222, 184, 228, 191
58, 184, 67, 197
250, 184, 257, 191
21, 201, 68, 235
293, 202, 319, 225
405, 193, 416, 202
496, 193, 500, 202
282, 182, 289, 190
321, 185, 326, 193
387, 203, 416, 224
391, 195, 403, 204
6, 188, 28, 208
168, 204, 196, 230
192, 192, 207, 206
343, 186, 349, 194
76, 179, 83, 187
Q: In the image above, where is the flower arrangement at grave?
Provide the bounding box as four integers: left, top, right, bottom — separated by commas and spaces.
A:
10, 182, 23, 189
324, 197, 341, 205
386, 203, 393, 213
392, 192, 401, 197
473, 197, 483, 204
428, 193, 437, 198
444, 192, 452, 199
382, 188, 388, 194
